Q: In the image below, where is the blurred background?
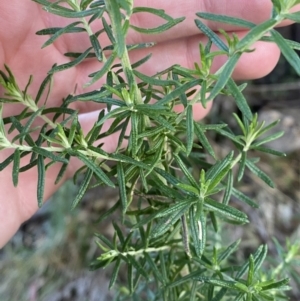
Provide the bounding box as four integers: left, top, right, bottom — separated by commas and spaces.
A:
1, 25, 300, 301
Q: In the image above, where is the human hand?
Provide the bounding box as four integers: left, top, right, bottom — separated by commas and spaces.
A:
0, 0, 297, 247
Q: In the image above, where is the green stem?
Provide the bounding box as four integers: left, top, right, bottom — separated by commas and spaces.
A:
97, 245, 172, 261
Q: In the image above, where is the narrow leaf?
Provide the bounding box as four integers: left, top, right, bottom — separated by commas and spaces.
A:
236, 18, 277, 51
205, 198, 249, 223
0, 153, 15, 171
71, 168, 93, 210
107, 0, 125, 57
117, 162, 128, 213
186, 105, 194, 155
245, 160, 275, 188
194, 123, 216, 158
39, 22, 83, 48
131, 7, 184, 34
196, 12, 255, 29
49, 47, 92, 74
89, 34, 103, 61
155, 79, 199, 106
194, 19, 229, 52
72, 151, 115, 188
32, 147, 68, 163
231, 187, 258, 208
227, 79, 253, 120
222, 170, 233, 205
85, 52, 117, 86
12, 148, 20, 187
37, 155, 45, 207
207, 53, 241, 101
109, 258, 122, 289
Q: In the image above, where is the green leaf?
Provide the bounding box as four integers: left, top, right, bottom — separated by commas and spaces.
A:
39, 4, 101, 18
71, 151, 115, 188
142, 111, 176, 132
38, 22, 84, 48
168, 268, 206, 288
32, 147, 68, 163
110, 153, 150, 170
227, 79, 253, 120
207, 52, 241, 101
80, 0, 94, 10
236, 18, 277, 51
0, 153, 15, 171
35, 72, 54, 105
102, 17, 115, 44
20, 107, 44, 144
200, 279, 237, 290
247, 255, 254, 286
222, 170, 233, 205
89, 34, 103, 61
284, 11, 300, 22
271, 29, 300, 75
236, 245, 265, 279
237, 151, 247, 181
196, 12, 255, 29
96, 201, 120, 223
231, 187, 258, 208
131, 53, 153, 69
106, 0, 125, 57
12, 148, 20, 187
10, 117, 35, 147
174, 153, 198, 188
49, 47, 92, 74
54, 153, 71, 184
154, 79, 199, 106
254, 130, 284, 147
260, 278, 290, 291
129, 112, 138, 156
96, 106, 129, 126
126, 254, 149, 280
189, 206, 206, 257
154, 167, 180, 186
206, 151, 233, 188
205, 198, 249, 223
194, 19, 229, 52
133, 70, 177, 86
109, 257, 122, 289
245, 160, 275, 188
37, 155, 45, 207
194, 123, 216, 158
150, 201, 192, 238
250, 146, 286, 157
215, 128, 244, 146
85, 52, 117, 86
155, 199, 194, 219
117, 162, 128, 214
131, 7, 184, 34
186, 105, 194, 155
253, 244, 268, 273
71, 168, 93, 210
212, 288, 228, 301
218, 239, 241, 263
144, 252, 165, 284
127, 262, 133, 294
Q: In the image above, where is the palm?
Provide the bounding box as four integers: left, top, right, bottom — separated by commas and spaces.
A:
0, 0, 296, 247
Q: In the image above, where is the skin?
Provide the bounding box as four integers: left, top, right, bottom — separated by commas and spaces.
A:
0, 0, 298, 247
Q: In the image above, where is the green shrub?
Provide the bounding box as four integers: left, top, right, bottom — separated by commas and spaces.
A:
1, 0, 300, 300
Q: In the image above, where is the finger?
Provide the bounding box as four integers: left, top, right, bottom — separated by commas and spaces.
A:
126, 1, 300, 44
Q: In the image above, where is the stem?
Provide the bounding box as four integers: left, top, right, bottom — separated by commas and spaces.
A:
97, 245, 172, 261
